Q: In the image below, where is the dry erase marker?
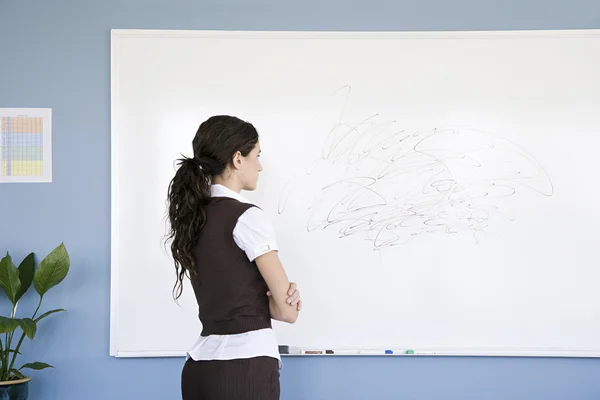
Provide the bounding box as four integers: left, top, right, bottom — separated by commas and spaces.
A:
301, 349, 346, 355
359, 349, 395, 355
326, 350, 357, 355
301, 349, 324, 354
406, 350, 439, 355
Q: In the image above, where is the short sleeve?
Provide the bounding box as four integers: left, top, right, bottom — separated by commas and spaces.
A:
232, 206, 279, 262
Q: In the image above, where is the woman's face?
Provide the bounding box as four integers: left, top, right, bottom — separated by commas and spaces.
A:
237, 141, 262, 191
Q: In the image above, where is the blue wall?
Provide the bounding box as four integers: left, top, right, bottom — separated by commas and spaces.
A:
2, 0, 600, 399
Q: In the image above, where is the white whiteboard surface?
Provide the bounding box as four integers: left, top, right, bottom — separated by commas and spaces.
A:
110, 29, 600, 358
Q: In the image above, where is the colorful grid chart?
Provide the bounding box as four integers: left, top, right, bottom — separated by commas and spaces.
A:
1, 116, 44, 177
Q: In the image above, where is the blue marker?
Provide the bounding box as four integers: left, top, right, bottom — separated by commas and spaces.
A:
359, 349, 396, 355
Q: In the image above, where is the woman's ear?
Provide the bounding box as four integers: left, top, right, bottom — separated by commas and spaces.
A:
231, 151, 243, 170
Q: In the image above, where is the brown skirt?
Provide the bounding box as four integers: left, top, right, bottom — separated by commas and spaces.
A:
181, 356, 280, 400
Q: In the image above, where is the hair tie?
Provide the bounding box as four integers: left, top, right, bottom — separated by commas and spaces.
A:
195, 155, 216, 173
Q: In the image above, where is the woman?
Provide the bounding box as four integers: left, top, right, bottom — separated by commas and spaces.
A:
166, 115, 301, 400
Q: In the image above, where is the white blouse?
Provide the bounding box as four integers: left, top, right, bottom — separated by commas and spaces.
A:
185, 184, 281, 367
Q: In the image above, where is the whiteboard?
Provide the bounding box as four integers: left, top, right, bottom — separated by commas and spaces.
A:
110, 29, 600, 357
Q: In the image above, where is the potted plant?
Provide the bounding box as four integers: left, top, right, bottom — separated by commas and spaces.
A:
0, 243, 70, 400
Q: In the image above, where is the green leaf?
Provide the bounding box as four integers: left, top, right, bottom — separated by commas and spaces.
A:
15, 318, 37, 340
10, 369, 24, 379
34, 308, 66, 323
0, 252, 22, 305
33, 243, 70, 297
19, 362, 53, 371
0, 316, 19, 334
16, 253, 35, 302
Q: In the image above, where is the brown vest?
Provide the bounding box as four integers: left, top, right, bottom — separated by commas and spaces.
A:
191, 196, 272, 336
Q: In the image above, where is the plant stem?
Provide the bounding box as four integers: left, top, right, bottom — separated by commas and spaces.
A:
7, 303, 17, 358
2, 333, 9, 380
1, 303, 20, 380
32, 296, 42, 320
8, 335, 24, 377
0, 334, 5, 381
8, 296, 44, 376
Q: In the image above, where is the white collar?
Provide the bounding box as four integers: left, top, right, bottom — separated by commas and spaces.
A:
210, 184, 250, 204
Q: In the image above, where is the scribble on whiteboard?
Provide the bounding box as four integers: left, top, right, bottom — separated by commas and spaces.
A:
278, 86, 554, 249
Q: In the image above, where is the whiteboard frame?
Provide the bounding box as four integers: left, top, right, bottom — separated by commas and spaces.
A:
109, 28, 600, 358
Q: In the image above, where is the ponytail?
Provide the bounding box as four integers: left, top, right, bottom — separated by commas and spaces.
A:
166, 156, 210, 299
165, 115, 260, 300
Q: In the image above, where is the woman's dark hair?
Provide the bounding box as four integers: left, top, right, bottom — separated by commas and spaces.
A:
165, 115, 259, 299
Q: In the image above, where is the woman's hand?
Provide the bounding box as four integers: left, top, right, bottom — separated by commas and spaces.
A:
267, 282, 302, 311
